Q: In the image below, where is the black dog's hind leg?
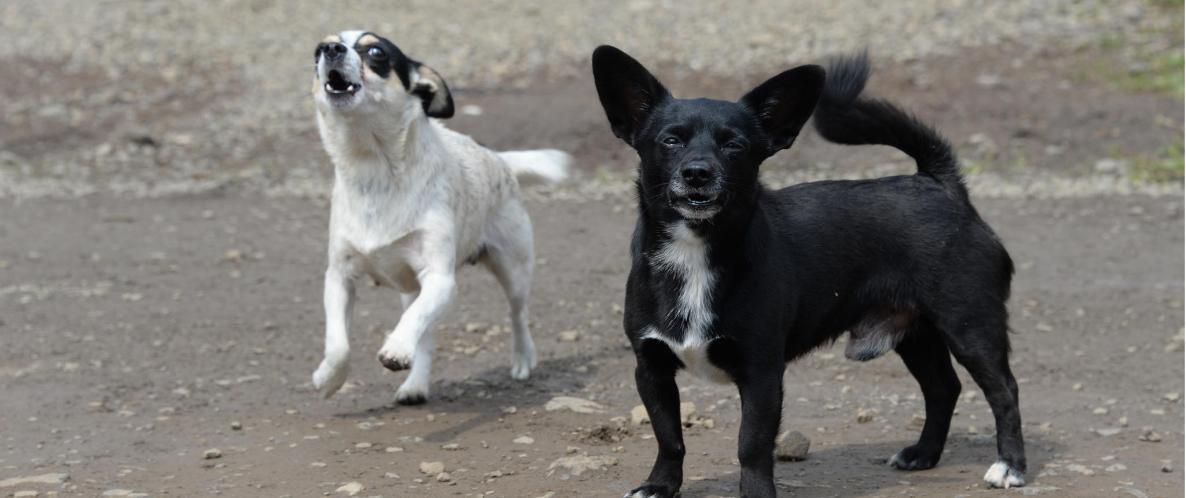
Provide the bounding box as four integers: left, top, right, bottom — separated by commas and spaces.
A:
625, 343, 685, 498
737, 368, 783, 498
943, 316, 1026, 488
890, 326, 961, 470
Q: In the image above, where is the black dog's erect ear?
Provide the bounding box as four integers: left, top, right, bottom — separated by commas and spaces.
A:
591, 45, 671, 146
411, 62, 455, 118
739, 65, 826, 152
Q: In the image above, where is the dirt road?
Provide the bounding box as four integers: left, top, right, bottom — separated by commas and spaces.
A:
1, 190, 1182, 498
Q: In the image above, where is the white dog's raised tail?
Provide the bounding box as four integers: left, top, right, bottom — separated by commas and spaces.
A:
498, 149, 572, 185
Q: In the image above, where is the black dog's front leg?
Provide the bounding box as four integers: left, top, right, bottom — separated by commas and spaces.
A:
625, 345, 684, 498
737, 371, 784, 498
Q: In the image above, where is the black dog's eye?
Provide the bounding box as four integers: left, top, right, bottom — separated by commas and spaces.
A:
662, 137, 682, 147
367, 46, 387, 60
723, 140, 745, 151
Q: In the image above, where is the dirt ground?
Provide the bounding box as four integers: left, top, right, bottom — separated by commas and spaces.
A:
1, 3, 1184, 497
1, 189, 1183, 498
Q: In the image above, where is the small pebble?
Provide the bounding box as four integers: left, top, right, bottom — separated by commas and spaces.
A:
334, 482, 364, 496
774, 430, 810, 461
1139, 427, 1162, 442
856, 408, 874, 424
420, 461, 445, 475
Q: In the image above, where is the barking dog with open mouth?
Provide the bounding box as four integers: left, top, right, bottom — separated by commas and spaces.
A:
593, 47, 1025, 497
310, 30, 571, 405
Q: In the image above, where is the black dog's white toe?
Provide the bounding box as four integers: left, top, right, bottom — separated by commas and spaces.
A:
983, 460, 1026, 488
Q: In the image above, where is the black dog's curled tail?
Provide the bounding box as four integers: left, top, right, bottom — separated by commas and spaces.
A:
813, 52, 966, 195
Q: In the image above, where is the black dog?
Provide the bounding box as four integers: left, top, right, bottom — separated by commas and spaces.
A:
592, 47, 1025, 498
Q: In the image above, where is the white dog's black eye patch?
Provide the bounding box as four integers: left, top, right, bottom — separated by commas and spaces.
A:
349, 32, 453, 118
354, 33, 409, 84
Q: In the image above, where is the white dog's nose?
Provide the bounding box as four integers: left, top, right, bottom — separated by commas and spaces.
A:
322, 42, 348, 62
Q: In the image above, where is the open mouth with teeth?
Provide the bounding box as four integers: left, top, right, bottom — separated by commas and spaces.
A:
671, 191, 723, 219
324, 69, 360, 95
683, 192, 719, 207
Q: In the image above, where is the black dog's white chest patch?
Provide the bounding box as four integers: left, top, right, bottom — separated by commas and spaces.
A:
643, 222, 731, 384
643, 326, 731, 384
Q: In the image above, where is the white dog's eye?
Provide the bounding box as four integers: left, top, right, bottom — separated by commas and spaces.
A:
367, 46, 387, 61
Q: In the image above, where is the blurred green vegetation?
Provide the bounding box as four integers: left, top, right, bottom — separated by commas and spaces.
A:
1128, 139, 1185, 182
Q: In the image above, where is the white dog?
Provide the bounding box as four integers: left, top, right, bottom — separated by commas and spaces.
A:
309, 30, 570, 404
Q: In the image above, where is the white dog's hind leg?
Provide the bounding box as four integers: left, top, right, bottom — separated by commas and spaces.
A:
482, 202, 538, 380
312, 267, 355, 398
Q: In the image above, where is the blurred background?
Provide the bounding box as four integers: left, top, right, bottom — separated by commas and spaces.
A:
1, 0, 1182, 197
0, 2, 1182, 498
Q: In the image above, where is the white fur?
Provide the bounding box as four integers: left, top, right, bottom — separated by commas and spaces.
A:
498, 150, 571, 184
309, 31, 569, 401
643, 222, 729, 384
653, 222, 715, 333
338, 30, 367, 47
983, 460, 1026, 488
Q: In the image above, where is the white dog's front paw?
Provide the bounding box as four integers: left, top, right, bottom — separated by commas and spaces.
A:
983, 460, 1026, 489
396, 381, 430, 406
312, 357, 350, 399
377, 341, 414, 372
509, 343, 536, 380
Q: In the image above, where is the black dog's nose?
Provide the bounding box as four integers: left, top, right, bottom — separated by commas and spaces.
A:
322, 42, 348, 61
680, 162, 715, 188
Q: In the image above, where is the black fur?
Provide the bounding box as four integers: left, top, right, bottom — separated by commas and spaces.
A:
814, 51, 963, 194
593, 47, 1025, 498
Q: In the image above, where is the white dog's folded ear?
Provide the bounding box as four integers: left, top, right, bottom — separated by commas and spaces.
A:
411, 63, 455, 118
